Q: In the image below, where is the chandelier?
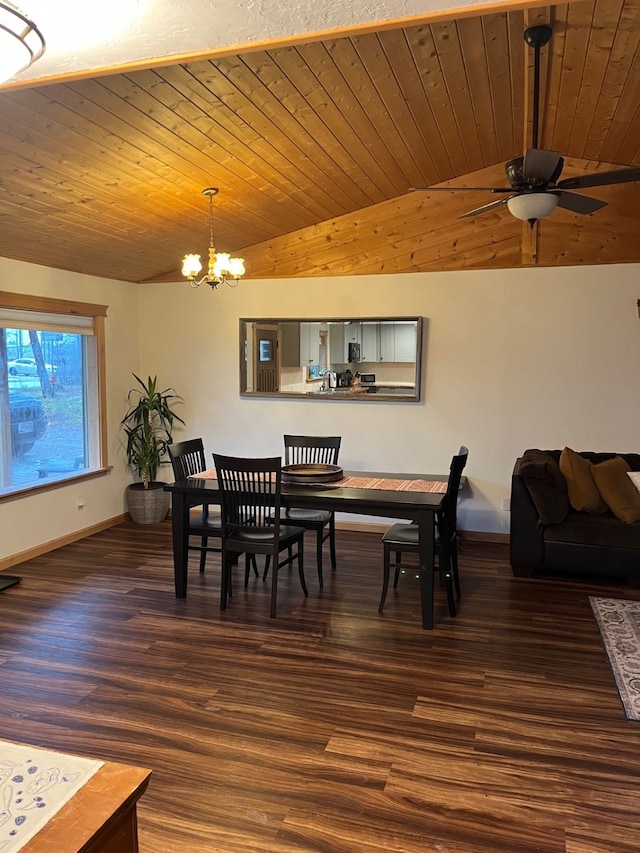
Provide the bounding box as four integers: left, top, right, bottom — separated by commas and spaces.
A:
181, 188, 245, 289
0, 2, 45, 84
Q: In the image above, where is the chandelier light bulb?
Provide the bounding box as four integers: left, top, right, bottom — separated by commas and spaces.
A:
181, 254, 202, 279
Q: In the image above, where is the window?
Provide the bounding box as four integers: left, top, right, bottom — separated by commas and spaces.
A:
0, 292, 108, 497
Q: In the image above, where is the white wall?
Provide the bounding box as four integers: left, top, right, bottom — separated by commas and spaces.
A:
1, 258, 140, 562
138, 264, 640, 535
2, 259, 638, 562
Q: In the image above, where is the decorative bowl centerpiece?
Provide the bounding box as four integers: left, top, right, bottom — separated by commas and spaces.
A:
281, 463, 343, 484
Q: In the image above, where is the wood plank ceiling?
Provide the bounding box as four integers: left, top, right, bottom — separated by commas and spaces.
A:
0, 0, 638, 283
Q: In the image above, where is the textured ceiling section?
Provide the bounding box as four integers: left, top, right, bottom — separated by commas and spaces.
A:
15, 0, 513, 83
0, 0, 638, 283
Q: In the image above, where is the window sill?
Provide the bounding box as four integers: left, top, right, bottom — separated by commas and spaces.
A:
0, 466, 112, 502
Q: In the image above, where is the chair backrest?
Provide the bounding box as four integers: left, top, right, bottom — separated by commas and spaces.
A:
213, 454, 283, 534
284, 434, 341, 466
438, 446, 469, 536
168, 438, 207, 480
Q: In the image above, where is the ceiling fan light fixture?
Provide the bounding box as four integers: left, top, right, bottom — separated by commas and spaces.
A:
0, 1, 45, 84
507, 192, 559, 223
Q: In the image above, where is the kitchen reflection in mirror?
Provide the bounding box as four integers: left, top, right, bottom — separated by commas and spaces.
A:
240, 317, 423, 401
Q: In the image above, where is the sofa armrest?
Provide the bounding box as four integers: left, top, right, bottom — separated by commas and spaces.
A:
510, 456, 545, 574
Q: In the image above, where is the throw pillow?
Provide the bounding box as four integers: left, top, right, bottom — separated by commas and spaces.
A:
591, 457, 640, 524
559, 447, 608, 514
519, 449, 570, 525
628, 471, 640, 495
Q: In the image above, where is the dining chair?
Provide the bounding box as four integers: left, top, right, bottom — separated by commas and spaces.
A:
379, 446, 469, 616
277, 434, 342, 588
168, 439, 259, 580
168, 439, 221, 573
213, 453, 307, 618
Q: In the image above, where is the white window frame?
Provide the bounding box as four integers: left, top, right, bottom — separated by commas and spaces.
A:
0, 291, 109, 500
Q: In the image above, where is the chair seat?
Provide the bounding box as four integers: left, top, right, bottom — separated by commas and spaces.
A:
382, 523, 441, 547
281, 508, 332, 525
187, 511, 222, 534
228, 524, 305, 547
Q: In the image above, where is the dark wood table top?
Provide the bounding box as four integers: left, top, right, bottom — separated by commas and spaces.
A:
165, 470, 452, 517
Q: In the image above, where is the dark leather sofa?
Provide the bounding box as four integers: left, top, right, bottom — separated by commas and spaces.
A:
510, 449, 640, 585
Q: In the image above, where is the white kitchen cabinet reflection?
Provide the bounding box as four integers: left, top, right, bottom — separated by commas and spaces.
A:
241, 317, 423, 401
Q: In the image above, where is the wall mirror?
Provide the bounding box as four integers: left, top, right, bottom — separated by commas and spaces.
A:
240, 317, 423, 401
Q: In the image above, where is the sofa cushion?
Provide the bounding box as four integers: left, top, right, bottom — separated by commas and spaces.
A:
559, 447, 608, 514
573, 451, 640, 472
544, 510, 640, 549
591, 457, 640, 524
519, 449, 570, 525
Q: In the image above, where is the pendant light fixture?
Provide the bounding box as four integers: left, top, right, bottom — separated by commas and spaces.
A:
181, 188, 245, 290
0, 2, 45, 84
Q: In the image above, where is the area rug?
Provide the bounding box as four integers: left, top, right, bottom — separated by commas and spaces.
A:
590, 597, 640, 720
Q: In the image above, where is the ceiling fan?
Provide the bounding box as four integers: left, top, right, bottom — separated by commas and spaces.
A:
412, 24, 640, 224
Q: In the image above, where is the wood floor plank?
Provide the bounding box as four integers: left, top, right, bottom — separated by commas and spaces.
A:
1, 521, 640, 852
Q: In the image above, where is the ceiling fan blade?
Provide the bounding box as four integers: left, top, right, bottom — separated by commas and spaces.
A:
410, 186, 511, 193
523, 149, 564, 183
555, 191, 608, 215
457, 198, 510, 219
557, 166, 640, 190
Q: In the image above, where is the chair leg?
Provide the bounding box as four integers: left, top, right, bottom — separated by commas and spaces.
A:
220, 552, 231, 610
451, 540, 461, 599
438, 543, 456, 617
393, 552, 402, 588
199, 537, 207, 572
379, 545, 390, 612
316, 529, 324, 589
244, 554, 251, 588
263, 555, 271, 580
329, 515, 337, 570
298, 542, 308, 597
443, 567, 456, 617
270, 550, 278, 618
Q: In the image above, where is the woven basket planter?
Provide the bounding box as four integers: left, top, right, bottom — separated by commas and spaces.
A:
125, 482, 170, 524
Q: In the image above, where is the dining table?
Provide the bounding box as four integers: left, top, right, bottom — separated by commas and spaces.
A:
164, 470, 454, 630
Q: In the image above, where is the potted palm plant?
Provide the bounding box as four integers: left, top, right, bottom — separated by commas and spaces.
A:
121, 374, 184, 524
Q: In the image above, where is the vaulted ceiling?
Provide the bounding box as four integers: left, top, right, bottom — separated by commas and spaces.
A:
0, 0, 638, 283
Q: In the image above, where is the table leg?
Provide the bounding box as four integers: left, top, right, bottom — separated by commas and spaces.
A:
171, 491, 189, 598
417, 511, 435, 630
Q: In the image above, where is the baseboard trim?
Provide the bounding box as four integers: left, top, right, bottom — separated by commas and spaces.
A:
0, 514, 128, 571
335, 520, 509, 545
459, 530, 509, 545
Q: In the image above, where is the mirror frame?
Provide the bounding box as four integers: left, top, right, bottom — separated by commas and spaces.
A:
240, 317, 423, 402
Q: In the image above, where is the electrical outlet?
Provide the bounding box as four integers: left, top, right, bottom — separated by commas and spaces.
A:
501, 497, 511, 512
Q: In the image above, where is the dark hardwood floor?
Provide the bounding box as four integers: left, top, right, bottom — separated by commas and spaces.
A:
2, 521, 640, 853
